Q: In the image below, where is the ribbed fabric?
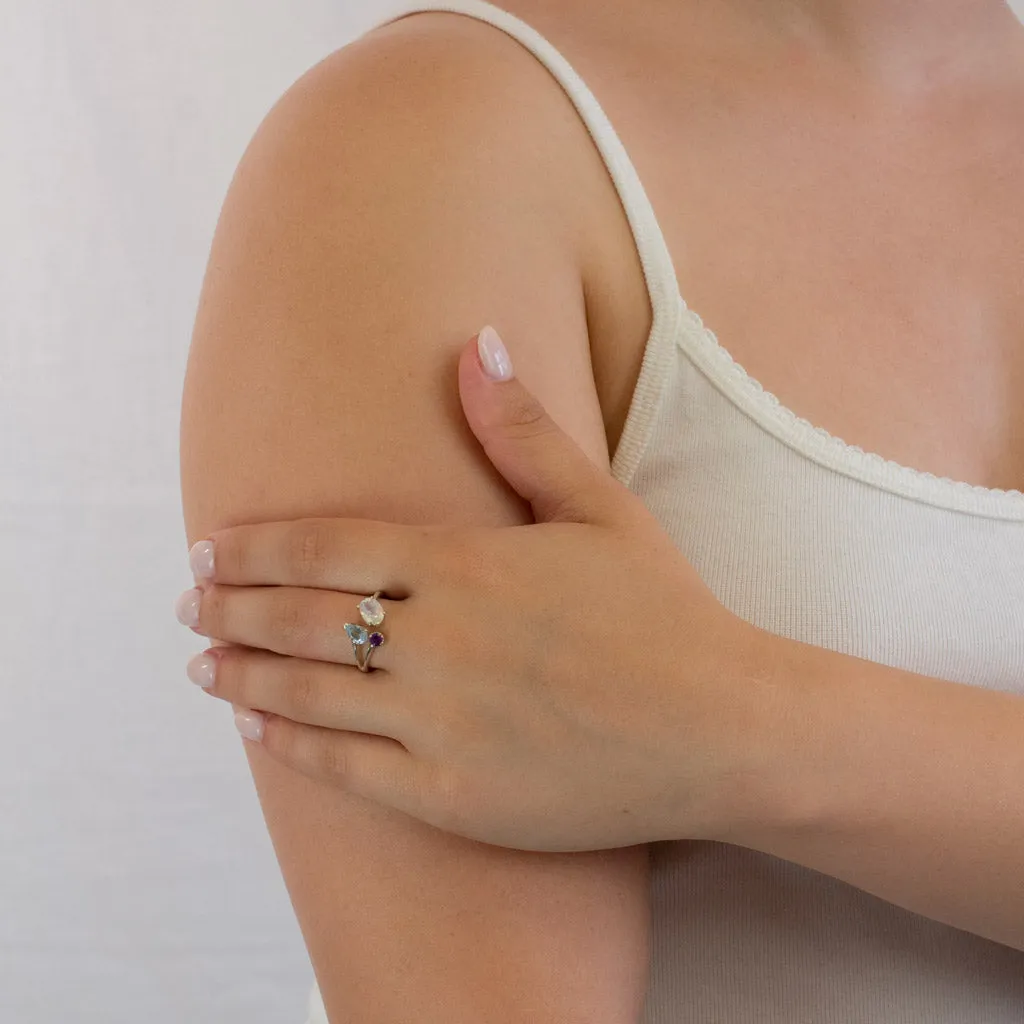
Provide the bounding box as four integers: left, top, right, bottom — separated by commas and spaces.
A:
304, 3, 1024, 1020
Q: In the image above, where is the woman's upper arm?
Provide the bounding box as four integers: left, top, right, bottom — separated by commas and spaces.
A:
179, 19, 650, 1024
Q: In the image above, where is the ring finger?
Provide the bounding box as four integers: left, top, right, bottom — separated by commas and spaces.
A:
186, 582, 404, 672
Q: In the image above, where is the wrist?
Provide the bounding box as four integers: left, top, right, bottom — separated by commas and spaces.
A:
699, 621, 830, 849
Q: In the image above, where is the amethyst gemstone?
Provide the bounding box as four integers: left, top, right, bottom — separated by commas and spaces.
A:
368, 632, 384, 647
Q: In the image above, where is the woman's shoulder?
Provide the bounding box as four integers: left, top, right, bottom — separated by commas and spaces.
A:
290, 8, 602, 221
242, 7, 616, 295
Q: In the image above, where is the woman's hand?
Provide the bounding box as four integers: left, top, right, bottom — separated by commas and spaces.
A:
175, 326, 783, 853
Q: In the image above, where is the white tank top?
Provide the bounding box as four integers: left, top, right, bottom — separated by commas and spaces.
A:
306, 3, 1024, 1020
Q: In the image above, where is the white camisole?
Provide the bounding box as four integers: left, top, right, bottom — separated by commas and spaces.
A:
305, 2, 1024, 1020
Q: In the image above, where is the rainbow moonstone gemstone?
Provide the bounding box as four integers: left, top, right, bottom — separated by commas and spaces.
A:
358, 595, 385, 626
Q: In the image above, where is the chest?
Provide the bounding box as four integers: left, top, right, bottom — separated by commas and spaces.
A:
513, 4, 1024, 493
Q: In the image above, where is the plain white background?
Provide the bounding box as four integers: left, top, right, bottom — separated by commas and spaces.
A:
1, 2, 412, 1021
4, 2, 1024, 1022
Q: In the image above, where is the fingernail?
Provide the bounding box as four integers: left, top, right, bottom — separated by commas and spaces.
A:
189, 540, 215, 580
174, 587, 202, 627
234, 708, 264, 742
477, 325, 514, 381
186, 651, 217, 689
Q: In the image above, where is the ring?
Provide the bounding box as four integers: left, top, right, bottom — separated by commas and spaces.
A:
343, 590, 386, 673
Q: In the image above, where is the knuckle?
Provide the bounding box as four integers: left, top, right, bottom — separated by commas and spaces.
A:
408, 524, 448, 578
198, 584, 224, 638
286, 519, 332, 581
441, 529, 497, 588
500, 392, 550, 439
263, 713, 307, 776
283, 665, 318, 718
319, 736, 350, 783
213, 646, 244, 698
267, 591, 309, 643
409, 605, 470, 678
398, 610, 441, 675
405, 526, 453, 586
261, 711, 289, 759
216, 649, 268, 711
219, 528, 247, 579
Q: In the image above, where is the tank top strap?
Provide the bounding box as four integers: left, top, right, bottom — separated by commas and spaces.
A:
366, 0, 684, 351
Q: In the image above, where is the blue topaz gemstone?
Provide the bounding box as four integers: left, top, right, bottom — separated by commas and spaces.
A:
368, 632, 384, 647
344, 623, 369, 645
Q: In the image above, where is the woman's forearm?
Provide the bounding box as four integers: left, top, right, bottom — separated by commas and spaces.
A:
720, 632, 1024, 952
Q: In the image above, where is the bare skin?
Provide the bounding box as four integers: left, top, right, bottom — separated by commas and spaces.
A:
488, 0, 1024, 491
175, 9, 1024, 1016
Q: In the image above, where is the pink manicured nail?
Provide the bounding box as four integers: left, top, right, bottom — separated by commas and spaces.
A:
477, 325, 514, 381
174, 587, 202, 627
189, 540, 215, 580
234, 709, 265, 742
186, 652, 217, 689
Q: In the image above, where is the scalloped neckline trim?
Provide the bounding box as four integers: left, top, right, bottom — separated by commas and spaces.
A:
672, 295, 1024, 521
